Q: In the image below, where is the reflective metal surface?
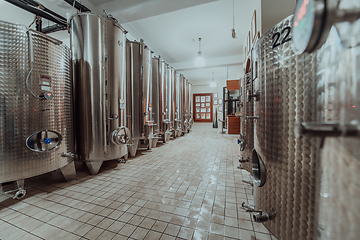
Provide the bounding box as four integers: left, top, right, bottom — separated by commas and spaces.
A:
126, 40, 154, 155
314, 16, 360, 240
71, 13, 128, 174
253, 15, 318, 240
152, 57, 170, 143
0, 21, 75, 184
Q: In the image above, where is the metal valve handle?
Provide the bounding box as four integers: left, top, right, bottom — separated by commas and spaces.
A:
295, 121, 360, 139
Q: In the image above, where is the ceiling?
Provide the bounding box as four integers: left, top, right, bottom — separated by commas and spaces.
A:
102, 0, 254, 83
2, 0, 295, 84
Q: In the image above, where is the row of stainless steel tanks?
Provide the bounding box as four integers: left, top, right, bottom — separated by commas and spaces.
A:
238, 1, 360, 239
0, 12, 192, 198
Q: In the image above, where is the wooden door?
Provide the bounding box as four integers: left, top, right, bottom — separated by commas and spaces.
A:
193, 93, 213, 122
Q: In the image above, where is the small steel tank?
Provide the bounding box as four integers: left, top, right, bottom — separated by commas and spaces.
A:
0, 21, 76, 199
292, 1, 360, 239
71, 12, 129, 174
252, 15, 318, 240
126, 40, 155, 157
238, 73, 253, 172
152, 57, 171, 143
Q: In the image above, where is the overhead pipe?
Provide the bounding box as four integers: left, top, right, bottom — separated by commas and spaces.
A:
63, 0, 91, 12
19, 0, 67, 21
4, 0, 67, 27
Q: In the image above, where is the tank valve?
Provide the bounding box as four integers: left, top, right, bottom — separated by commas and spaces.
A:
253, 208, 277, 223
61, 152, 75, 158
239, 158, 250, 163
1, 180, 26, 199
295, 121, 360, 139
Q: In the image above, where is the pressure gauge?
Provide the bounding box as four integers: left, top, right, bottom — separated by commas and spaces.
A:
293, 0, 328, 53
293, 0, 360, 53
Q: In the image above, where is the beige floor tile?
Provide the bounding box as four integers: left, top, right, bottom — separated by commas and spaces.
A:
107, 220, 126, 233
144, 230, 162, 240
160, 234, 176, 240
130, 227, 149, 239
84, 226, 104, 239
164, 223, 181, 237
139, 217, 156, 229
117, 223, 136, 237
255, 232, 272, 240
178, 226, 195, 239
95, 230, 116, 240
151, 220, 168, 233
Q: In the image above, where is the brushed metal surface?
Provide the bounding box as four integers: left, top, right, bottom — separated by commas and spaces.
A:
71, 13, 127, 173
0, 21, 74, 183
253, 15, 318, 240
315, 22, 360, 240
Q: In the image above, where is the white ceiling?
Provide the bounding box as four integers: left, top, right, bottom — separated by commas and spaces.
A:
1, 0, 295, 84
105, 0, 254, 83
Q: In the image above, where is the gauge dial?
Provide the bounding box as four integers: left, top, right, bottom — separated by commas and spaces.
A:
293, 0, 326, 53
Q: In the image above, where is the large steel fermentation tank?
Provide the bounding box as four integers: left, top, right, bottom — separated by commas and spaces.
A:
170, 70, 179, 138
174, 74, 184, 137
182, 78, 191, 133
238, 72, 253, 173
188, 81, 193, 129
291, 1, 360, 239
71, 13, 129, 174
166, 67, 174, 137
251, 15, 318, 240
126, 40, 156, 157
0, 21, 76, 198
152, 57, 171, 143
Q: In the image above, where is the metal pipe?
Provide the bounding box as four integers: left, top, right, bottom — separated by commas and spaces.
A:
4, 0, 66, 26
63, 0, 91, 12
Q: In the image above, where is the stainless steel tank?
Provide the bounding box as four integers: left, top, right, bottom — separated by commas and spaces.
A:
0, 21, 76, 199
126, 40, 155, 157
292, 1, 360, 239
238, 73, 253, 173
175, 74, 184, 137
252, 15, 318, 240
183, 78, 190, 133
188, 81, 193, 129
152, 57, 171, 143
171, 69, 178, 138
167, 66, 174, 137
71, 12, 129, 174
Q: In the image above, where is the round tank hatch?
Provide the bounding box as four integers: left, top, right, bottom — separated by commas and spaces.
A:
112, 127, 131, 145
26, 130, 63, 152
252, 149, 266, 187
239, 133, 246, 151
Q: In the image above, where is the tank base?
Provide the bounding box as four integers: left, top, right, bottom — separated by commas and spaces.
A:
60, 162, 77, 181
152, 137, 158, 148
85, 161, 104, 175
164, 132, 171, 142
128, 139, 139, 158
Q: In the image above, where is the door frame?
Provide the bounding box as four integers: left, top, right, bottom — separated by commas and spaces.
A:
193, 93, 213, 122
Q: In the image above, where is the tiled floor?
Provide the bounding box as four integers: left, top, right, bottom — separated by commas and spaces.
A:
0, 123, 276, 240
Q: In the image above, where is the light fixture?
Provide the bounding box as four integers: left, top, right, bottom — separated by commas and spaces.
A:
210, 72, 216, 87
231, 0, 236, 38
195, 38, 205, 67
